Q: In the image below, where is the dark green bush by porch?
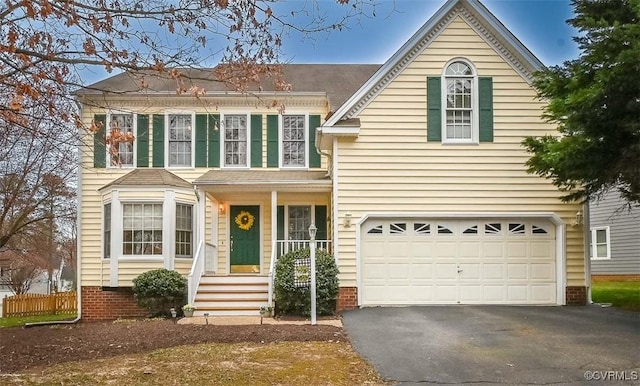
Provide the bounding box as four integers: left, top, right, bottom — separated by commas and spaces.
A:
274, 248, 339, 316
132, 269, 187, 317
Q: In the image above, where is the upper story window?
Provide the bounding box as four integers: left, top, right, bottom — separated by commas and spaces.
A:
168, 114, 193, 167
442, 60, 478, 143
589, 227, 610, 260
223, 114, 248, 167
108, 113, 135, 167
282, 115, 306, 168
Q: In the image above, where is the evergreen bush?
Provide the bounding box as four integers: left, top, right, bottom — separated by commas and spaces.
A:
132, 268, 187, 317
274, 248, 339, 316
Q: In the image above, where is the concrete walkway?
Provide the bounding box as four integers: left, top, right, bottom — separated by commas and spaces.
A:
178, 315, 343, 327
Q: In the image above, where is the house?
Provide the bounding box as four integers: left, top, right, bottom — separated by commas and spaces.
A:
75, 0, 588, 320
589, 191, 640, 281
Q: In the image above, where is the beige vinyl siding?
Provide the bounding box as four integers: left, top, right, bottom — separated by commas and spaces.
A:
335, 16, 585, 288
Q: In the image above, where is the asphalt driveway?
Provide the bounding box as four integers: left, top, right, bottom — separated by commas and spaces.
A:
343, 306, 640, 385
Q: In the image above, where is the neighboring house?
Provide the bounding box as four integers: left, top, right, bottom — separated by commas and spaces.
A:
589, 191, 640, 280
76, 0, 588, 320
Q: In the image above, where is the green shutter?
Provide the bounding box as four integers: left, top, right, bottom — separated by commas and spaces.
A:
251, 114, 263, 168
308, 115, 321, 168
152, 114, 164, 167
315, 205, 327, 241
207, 114, 220, 167
479, 77, 494, 143
93, 114, 106, 168
427, 77, 442, 142
277, 206, 285, 240
195, 114, 208, 167
267, 115, 279, 168
136, 114, 149, 167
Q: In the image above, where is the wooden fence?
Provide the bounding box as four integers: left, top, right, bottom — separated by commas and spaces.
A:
2, 292, 77, 318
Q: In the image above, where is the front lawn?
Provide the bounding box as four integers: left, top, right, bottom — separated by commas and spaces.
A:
591, 281, 640, 312
0, 314, 77, 328
8, 341, 385, 385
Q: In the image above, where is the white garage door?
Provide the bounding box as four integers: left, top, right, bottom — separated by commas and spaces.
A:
361, 219, 557, 305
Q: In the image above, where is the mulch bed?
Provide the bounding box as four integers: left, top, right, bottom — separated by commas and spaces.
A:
0, 319, 346, 374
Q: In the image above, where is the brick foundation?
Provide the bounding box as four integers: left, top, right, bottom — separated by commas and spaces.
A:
565, 286, 588, 305
337, 287, 358, 311
81, 286, 147, 320
591, 274, 640, 282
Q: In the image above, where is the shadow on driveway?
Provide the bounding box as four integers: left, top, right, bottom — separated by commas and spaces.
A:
343, 306, 640, 385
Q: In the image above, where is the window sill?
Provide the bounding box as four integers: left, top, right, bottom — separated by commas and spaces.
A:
117, 256, 165, 262
590, 257, 611, 261
441, 141, 480, 146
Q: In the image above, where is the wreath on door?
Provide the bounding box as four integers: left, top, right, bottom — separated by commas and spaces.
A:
235, 210, 255, 231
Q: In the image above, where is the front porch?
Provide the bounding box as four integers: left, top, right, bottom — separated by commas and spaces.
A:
187, 170, 333, 316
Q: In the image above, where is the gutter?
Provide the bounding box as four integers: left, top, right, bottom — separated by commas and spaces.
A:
582, 202, 593, 304
26, 99, 84, 327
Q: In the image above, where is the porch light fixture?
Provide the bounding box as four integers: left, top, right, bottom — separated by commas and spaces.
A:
219, 203, 225, 214
573, 210, 583, 227
308, 224, 318, 326
343, 212, 352, 228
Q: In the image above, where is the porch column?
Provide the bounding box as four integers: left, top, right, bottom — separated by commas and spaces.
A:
163, 190, 175, 270
207, 194, 218, 274
196, 187, 206, 269
110, 190, 121, 287
271, 190, 278, 259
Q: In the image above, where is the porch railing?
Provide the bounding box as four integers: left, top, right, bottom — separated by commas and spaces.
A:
267, 239, 332, 306
188, 240, 205, 305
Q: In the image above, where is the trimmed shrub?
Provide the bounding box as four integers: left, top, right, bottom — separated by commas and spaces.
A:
132, 269, 187, 317
274, 248, 339, 316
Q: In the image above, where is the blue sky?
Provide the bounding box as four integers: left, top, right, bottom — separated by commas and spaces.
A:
278, 0, 579, 66
80, 0, 579, 85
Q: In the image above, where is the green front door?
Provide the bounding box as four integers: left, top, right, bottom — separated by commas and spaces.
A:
230, 205, 260, 273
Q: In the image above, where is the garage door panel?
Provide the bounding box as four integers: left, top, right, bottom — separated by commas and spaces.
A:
411, 264, 434, 279
507, 286, 528, 302
388, 264, 410, 279
459, 242, 481, 258
460, 286, 482, 302
361, 218, 557, 306
484, 264, 505, 280
531, 241, 554, 259
507, 264, 528, 280
530, 263, 554, 280
436, 263, 458, 279
483, 242, 504, 258
436, 285, 457, 302
459, 264, 480, 280
483, 285, 506, 302
506, 241, 528, 258
363, 263, 387, 280
531, 285, 555, 302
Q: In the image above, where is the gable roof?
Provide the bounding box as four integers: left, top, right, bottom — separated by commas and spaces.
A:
99, 169, 192, 191
78, 64, 381, 113
323, 0, 545, 127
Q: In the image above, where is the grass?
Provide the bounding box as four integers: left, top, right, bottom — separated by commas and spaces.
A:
591, 281, 640, 312
4, 341, 386, 385
0, 314, 77, 328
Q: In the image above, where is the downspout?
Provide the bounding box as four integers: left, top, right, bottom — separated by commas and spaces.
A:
26, 98, 84, 327
582, 201, 592, 304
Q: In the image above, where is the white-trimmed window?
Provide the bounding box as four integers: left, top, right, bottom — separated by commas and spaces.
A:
589, 227, 611, 260
168, 114, 193, 167
104, 203, 111, 259
288, 205, 311, 240
442, 59, 478, 143
176, 203, 193, 258
108, 112, 135, 167
223, 114, 248, 167
282, 115, 306, 167
122, 203, 163, 255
